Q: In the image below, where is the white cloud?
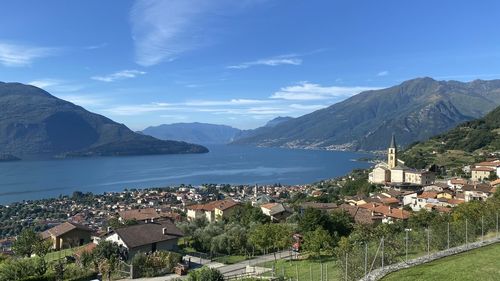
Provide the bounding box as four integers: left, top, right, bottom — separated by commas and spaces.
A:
84, 43, 108, 50
57, 94, 108, 107
130, 0, 264, 66
270, 82, 377, 101
0, 42, 59, 67
377, 70, 389, 76
289, 104, 327, 110
28, 79, 84, 92
228, 55, 303, 69
183, 99, 271, 106
91, 70, 146, 82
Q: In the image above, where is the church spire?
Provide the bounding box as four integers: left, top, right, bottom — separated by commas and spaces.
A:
389, 133, 396, 149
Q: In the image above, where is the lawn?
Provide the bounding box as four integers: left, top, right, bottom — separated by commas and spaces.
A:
45, 246, 84, 262
383, 242, 500, 281
258, 256, 339, 280
213, 255, 249, 264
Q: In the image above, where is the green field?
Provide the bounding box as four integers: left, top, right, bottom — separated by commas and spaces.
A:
259, 256, 339, 280
383, 242, 500, 281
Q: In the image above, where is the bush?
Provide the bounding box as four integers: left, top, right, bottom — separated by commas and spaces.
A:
131, 251, 182, 278
0, 257, 48, 280
187, 267, 224, 281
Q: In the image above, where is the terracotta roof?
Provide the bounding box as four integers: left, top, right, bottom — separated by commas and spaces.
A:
339, 204, 382, 225
379, 197, 399, 205
186, 199, 240, 212
358, 203, 410, 220
450, 178, 468, 185
418, 192, 438, 199
111, 220, 183, 249
462, 184, 494, 193
447, 199, 465, 205
119, 208, 179, 222
476, 161, 500, 167
41, 222, 92, 239
490, 179, 500, 186
299, 202, 338, 210
472, 166, 496, 172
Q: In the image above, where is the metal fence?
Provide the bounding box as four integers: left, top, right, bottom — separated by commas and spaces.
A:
338, 213, 500, 281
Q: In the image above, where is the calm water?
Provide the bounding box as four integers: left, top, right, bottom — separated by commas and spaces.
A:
0, 145, 370, 205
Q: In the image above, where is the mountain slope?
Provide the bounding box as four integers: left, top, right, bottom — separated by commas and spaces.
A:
233, 116, 294, 141
232, 78, 500, 151
402, 105, 500, 169
0, 82, 208, 158
142, 122, 241, 144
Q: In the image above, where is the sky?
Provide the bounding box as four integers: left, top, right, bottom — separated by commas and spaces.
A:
1, 0, 500, 130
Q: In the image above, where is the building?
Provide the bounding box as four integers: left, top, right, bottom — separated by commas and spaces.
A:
118, 208, 180, 223
186, 199, 241, 222
462, 184, 496, 202
260, 203, 291, 222
41, 222, 93, 250
471, 167, 496, 182
104, 220, 183, 260
357, 202, 410, 224
369, 135, 435, 185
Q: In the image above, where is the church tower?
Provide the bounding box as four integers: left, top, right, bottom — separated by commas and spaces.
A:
387, 134, 397, 169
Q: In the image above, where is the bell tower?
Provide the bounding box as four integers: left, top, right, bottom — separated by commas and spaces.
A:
388, 134, 397, 169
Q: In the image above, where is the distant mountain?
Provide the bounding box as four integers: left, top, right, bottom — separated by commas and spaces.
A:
142, 122, 241, 144
402, 104, 500, 169
233, 116, 294, 141
232, 78, 500, 151
0, 82, 208, 159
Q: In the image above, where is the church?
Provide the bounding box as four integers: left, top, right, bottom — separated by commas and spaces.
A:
369, 135, 435, 185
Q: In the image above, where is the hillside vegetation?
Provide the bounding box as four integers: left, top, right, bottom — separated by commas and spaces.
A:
402, 105, 500, 170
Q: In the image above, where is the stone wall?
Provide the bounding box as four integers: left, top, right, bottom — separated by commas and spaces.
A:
360, 237, 500, 281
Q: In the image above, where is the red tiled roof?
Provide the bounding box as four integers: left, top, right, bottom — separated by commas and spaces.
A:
358, 203, 410, 220
186, 199, 240, 212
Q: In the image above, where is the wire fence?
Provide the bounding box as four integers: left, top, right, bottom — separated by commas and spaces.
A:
338, 213, 500, 281
238, 213, 500, 281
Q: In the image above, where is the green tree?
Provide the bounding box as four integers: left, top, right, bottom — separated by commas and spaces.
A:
303, 227, 333, 258
12, 228, 44, 257
187, 266, 224, 281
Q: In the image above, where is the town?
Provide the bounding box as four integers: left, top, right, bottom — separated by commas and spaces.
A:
1, 135, 500, 280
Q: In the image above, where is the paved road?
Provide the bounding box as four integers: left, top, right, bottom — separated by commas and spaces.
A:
118, 250, 293, 281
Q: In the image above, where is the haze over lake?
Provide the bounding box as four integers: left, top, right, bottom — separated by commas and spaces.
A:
0, 145, 370, 205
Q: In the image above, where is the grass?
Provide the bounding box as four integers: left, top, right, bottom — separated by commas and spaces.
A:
258, 256, 339, 280
382, 242, 500, 281
213, 255, 249, 265
45, 246, 84, 262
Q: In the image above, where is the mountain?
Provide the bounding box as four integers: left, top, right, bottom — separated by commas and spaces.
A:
402, 105, 500, 169
233, 116, 294, 140
0, 82, 208, 159
232, 78, 500, 151
142, 122, 241, 144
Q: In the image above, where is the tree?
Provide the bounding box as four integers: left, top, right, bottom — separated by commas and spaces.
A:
303, 227, 333, 258
187, 266, 224, 281
12, 228, 44, 257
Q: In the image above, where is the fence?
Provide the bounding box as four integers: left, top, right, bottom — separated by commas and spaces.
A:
338, 213, 500, 281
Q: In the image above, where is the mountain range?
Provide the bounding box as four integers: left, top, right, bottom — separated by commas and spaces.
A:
0, 82, 208, 159
232, 77, 500, 151
141, 117, 293, 144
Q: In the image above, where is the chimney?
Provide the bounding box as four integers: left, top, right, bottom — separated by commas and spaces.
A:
151, 217, 154, 223
107, 226, 111, 232
162, 227, 167, 235
388, 206, 392, 213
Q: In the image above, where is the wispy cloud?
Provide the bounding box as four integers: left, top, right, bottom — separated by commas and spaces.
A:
228, 54, 303, 69
0, 42, 59, 67
84, 43, 108, 50
57, 94, 108, 107
270, 82, 377, 101
130, 0, 265, 66
183, 99, 271, 106
28, 79, 84, 92
91, 70, 146, 82
377, 70, 389, 76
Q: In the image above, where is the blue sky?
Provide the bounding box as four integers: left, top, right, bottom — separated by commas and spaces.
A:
1, 0, 500, 130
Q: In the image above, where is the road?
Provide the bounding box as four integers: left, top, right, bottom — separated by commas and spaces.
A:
118, 250, 293, 281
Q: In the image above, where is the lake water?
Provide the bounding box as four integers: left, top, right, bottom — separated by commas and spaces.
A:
0, 145, 371, 205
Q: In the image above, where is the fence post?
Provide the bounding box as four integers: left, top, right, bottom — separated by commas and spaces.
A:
497, 212, 499, 239
466, 219, 468, 249
321, 262, 323, 281
295, 263, 299, 281
482, 216, 484, 242
345, 252, 348, 281
447, 222, 450, 249
310, 264, 313, 281
427, 228, 430, 256
381, 237, 384, 270
364, 242, 368, 277
326, 263, 328, 281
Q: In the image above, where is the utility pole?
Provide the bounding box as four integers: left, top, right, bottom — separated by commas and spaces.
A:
466, 219, 468, 249
427, 228, 430, 256
482, 216, 484, 242
295, 264, 298, 281
345, 252, 348, 281
364, 242, 368, 277
497, 212, 499, 239
405, 228, 411, 262
381, 237, 384, 270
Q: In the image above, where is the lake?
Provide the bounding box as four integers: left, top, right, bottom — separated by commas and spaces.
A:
0, 145, 371, 205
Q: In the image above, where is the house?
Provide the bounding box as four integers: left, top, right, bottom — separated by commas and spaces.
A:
339, 204, 383, 225
448, 178, 468, 190
260, 203, 291, 222
462, 184, 496, 202
104, 220, 183, 260
471, 167, 496, 182
41, 222, 93, 250
118, 208, 181, 223
186, 199, 241, 222
475, 160, 500, 176
357, 203, 410, 223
